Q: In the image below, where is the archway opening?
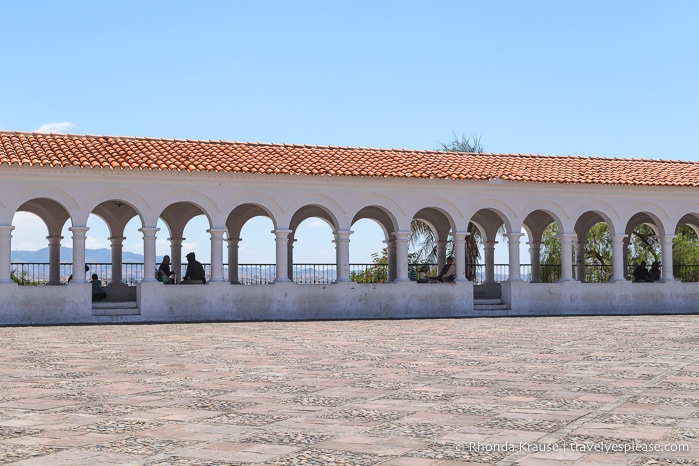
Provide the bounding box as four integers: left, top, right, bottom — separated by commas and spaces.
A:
292, 217, 335, 283
237, 216, 275, 284
349, 218, 388, 284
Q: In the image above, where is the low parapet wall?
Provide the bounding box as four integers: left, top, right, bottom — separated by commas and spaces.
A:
3, 280, 698, 325
137, 281, 474, 322
0, 283, 92, 325
501, 280, 699, 315
0, 281, 474, 325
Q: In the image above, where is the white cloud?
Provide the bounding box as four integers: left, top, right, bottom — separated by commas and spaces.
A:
34, 121, 76, 133
85, 236, 110, 250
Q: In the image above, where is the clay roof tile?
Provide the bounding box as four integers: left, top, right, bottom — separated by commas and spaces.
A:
1, 131, 698, 188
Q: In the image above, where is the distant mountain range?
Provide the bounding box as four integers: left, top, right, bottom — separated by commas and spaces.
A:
11, 247, 146, 263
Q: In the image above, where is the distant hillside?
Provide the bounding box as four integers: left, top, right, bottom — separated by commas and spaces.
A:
11, 247, 146, 263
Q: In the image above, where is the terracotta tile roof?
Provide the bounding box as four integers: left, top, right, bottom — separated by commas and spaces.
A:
0, 130, 696, 187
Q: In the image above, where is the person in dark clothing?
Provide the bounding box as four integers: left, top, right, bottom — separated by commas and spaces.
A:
436, 257, 456, 283
182, 252, 206, 284
649, 261, 661, 281
633, 261, 651, 282
157, 255, 176, 283
91, 273, 107, 301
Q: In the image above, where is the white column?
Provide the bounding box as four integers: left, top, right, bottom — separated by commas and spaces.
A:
169, 237, 185, 279
528, 240, 541, 283
208, 228, 226, 282
611, 234, 627, 282
69, 226, 89, 284
484, 240, 497, 283
109, 235, 125, 285
661, 235, 675, 282
227, 237, 242, 284
393, 230, 411, 282
576, 240, 586, 282
559, 233, 575, 282
0, 225, 15, 284
287, 236, 296, 282
386, 238, 397, 282
453, 231, 468, 282
334, 229, 353, 283
273, 229, 292, 283
47, 234, 63, 285
507, 233, 524, 281
139, 227, 159, 283
436, 239, 448, 271
622, 236, 630, 280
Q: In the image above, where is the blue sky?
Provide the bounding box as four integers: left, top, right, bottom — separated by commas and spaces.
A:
4, 1, 698, 263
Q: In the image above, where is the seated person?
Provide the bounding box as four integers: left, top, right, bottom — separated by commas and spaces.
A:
649, 261, 661, 281
157, 255, 176, 283
91, 273, 107, 301
181, 252, 206, 284
417, 265, 429, 283
633, 261, 652, 282
435, 257, 456, 283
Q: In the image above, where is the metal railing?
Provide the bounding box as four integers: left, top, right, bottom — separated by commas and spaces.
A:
237, 264, 276, 284
292, 264, 336, 284
11, 262, 699, 286
10, 262, 146, 286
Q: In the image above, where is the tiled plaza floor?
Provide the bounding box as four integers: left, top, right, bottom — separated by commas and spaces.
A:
1, 316, 698, 465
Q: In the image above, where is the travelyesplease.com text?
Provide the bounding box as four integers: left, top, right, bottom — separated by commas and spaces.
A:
463, 441, 689, 455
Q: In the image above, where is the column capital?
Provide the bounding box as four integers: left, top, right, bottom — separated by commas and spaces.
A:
333, 230, 353, 242
272, 229, 292, 240
168, 236, 185, 246
207, 228, 227, 238
139, 227, 159, 237
0, 225, 15, 235
69, 226, 89, 236
452, 231, 470, 241
392, 230, 411, 241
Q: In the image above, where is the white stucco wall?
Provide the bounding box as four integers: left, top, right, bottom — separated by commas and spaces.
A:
0, 283, 92, 325
501, 281, 699, 315
137, 281, 474, 323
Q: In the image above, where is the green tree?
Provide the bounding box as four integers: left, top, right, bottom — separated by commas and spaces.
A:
673, 225, 699, 281
351, 248, 426, 283
439, 132, 484, 153
583, 222, 612, 282
539, 223, 562, 282
627, 224, 660, 265
351, 249, 388, 284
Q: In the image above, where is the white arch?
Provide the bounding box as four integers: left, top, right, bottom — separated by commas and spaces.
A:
282, 194, 347, 229
8, 187, 80, 222
152, 190, 220, 227
219, 192, 284, 224
623, 202, 671, 237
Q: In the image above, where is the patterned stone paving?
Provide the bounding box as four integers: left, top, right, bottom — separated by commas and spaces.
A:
0, 316, 698, 465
